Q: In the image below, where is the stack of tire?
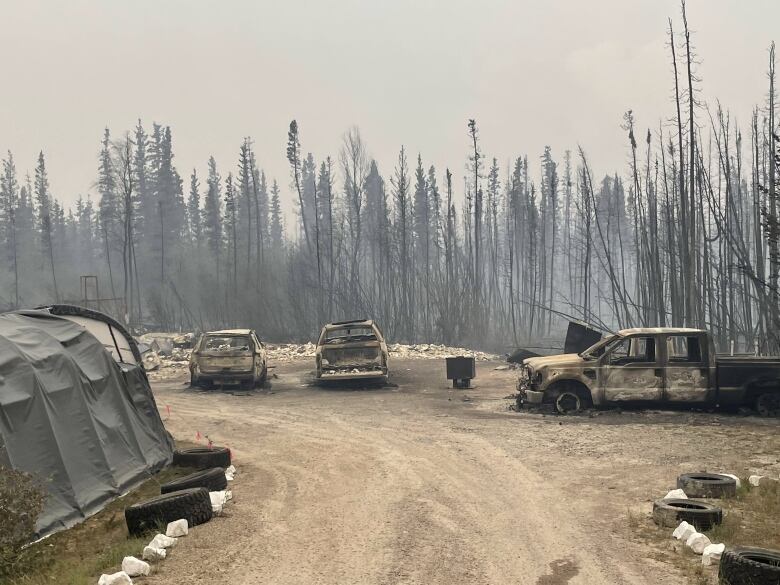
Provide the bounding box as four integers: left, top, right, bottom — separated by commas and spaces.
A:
652, 473, 734, 531
125, 447, 231, 537
652, 473, 780, 584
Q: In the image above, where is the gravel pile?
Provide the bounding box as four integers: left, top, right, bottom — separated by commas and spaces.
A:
264, 342, 497, 361
265, 342, 317, 361
388, 343, 498, 361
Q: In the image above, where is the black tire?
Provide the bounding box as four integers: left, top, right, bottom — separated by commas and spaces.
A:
677, 472, 737, 498
652, 498, 722, 531
125, 487, 212, 536
160, 467, 227, 494
552, 383, 592, 415
555, 391, 582, 414
719, 547, 780, 585
172, 446, 231, 469
756, 392, 780, 418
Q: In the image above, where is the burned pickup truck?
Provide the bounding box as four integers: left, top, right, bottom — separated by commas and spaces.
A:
517, 327, 780, 416
315, 320, 389, 382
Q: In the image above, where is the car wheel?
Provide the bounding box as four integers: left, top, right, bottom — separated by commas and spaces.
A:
755, 392, 780, 418
257, 363, 267, 386
555, 391, 582, 415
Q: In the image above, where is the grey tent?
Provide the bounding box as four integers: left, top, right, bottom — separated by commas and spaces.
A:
0, 306, 173, 536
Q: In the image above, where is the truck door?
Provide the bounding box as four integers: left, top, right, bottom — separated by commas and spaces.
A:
600, 335, 663, 402
663, 334, 709, 402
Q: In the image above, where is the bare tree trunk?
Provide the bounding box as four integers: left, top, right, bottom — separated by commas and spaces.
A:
670, 17, 691, 325
682, 0, 699, 325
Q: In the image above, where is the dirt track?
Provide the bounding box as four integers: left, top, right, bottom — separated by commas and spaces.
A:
146, 359, 780, 585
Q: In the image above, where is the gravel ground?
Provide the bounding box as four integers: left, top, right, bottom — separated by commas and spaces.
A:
145, 358, 780, 585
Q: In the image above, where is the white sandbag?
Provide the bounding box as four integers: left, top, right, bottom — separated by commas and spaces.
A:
749, 475, 778, 487
142, 546, 166, 562
225, 464, 236, 481
98, 571, 132, 585
672, 521, 695, 541
166, 518, 188, 537
121, 557, 150, 577
209, 490, 225, 514
718, 473, 741, 488
149, 533, 177, 549
224, 490, 233, 502
686, 532, 712, 554
702, 543, 726, 566
664, 488, 688, 500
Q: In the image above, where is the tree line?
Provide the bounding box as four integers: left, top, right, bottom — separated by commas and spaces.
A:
1, 3, 779, 351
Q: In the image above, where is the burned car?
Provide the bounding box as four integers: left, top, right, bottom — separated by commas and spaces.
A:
518, 327, 780, 416
315, 320, 389, 381
189, 329, 267, 389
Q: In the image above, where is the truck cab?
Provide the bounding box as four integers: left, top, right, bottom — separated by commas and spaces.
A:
518, 327, 780, 416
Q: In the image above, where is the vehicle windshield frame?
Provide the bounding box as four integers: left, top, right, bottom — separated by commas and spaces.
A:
201, 334, 252, 352
319, 324, 377, 344
579, 334, 620, 359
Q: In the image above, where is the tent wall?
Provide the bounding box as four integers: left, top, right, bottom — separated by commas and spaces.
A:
0, 311, 173, 536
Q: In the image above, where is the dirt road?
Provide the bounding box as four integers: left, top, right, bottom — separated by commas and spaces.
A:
146, 359, 780, 585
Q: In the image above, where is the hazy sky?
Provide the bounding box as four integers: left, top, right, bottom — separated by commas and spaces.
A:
1, 0, 778, 212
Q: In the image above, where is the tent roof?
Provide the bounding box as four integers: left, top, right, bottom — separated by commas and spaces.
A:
0, 309, 172, 537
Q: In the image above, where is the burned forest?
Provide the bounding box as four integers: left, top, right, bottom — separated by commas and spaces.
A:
0, 8, 779, 356
4, 3, 780, 585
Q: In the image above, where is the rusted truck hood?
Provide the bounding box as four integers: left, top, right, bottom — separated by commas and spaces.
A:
524, 353, 585, 370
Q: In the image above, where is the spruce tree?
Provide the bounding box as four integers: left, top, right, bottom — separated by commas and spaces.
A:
1, 151, 20, 306
203, 156, 223, 260
270, 179, 283, 248
35, 151, 59, 300
188, 169, 201, 243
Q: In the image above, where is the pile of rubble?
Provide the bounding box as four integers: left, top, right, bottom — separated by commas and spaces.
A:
139, 333, 499, 381
137, 333, 194, 380
264, 342, 498, 361
265, 342, 317, 361
387, 343, 498, 361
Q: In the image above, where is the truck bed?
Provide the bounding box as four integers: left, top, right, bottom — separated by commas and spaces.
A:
715, 355, 780, 406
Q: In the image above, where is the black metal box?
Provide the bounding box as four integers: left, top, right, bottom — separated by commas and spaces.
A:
446, 356, 476, 380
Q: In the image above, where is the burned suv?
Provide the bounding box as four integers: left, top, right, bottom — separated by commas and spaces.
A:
190, 329, 267, 389
315, 320, 389, 382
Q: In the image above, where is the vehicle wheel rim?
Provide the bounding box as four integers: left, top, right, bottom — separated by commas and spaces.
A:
556, 392, 581, 414
757, 393, 780, 417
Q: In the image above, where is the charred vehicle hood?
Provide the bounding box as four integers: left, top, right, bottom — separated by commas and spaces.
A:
524, 353, 585, 370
